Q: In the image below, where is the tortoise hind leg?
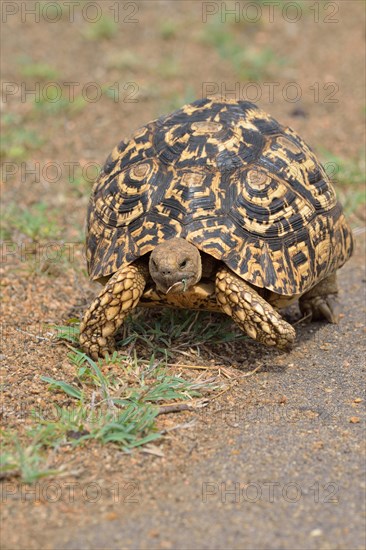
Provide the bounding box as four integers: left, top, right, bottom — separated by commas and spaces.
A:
299, 272, 339, 323
79, 261, 149, 360
215, 266, 295, 350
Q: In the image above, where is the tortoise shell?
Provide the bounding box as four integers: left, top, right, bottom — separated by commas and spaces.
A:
86, 97, 353, 296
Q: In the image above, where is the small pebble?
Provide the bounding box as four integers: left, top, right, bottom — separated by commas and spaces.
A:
310, 528, 323, 537
290, 107, 308, 118
104, 512, 118, 521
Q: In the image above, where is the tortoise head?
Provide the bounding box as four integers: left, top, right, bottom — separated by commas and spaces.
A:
149, 238, 202, 294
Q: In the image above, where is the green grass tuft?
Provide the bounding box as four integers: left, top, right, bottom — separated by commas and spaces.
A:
67, 167, 94, 197
321, 150, 365, 187
120, 309, 246, 358
19, 61, 59, 80
83, 16, 118, 40
201, 19, 284, 80
159, 20, 179, 40
106, 51, 141, 71
1, 201, 61, 241
162, 86, 197, 113
32, 89, 87, 116
156, 57, 181, 79
0, 331, 223, 482
0, 113, 44, 161
0, 429, 62, 484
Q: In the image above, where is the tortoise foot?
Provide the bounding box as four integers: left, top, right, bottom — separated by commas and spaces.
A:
215, 266, 296, 350
299, 273, 339, 324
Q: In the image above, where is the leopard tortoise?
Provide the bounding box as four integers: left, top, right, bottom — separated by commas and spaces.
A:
80, 97, 353, 359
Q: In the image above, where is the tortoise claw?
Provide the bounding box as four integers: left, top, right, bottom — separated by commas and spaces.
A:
300, 295, 339, 324
79, 331, 116, 360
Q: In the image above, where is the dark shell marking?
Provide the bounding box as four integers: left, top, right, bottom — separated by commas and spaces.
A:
87, 98, 353, 296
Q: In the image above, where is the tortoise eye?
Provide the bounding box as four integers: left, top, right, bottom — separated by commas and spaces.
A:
179, 259, 188, 269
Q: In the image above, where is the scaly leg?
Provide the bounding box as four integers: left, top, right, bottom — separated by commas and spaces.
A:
215, 266, 295, 349
299, 272, 339, 323
80, 261, 149, 359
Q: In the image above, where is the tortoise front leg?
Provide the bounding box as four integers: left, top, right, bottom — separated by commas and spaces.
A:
80, 261, 149, 359
299, 272, 339, 323
215, 266, 296, 350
